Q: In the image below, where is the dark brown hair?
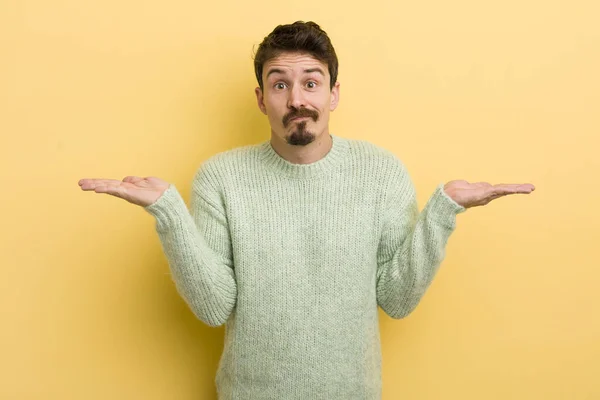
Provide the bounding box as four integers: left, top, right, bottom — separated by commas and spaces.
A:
253, 21, 339, 91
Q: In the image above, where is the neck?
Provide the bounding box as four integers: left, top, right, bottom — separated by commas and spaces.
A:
269, 132, 333, 165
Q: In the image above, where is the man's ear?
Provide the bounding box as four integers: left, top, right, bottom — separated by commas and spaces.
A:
330, 81, 340, 111
255, 87, 267, 115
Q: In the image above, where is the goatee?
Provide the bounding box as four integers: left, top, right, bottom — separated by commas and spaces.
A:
286, 121, 316, 146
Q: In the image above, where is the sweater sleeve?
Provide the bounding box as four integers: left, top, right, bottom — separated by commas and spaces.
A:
143, 163, 237, 327
376, 161, 466, 319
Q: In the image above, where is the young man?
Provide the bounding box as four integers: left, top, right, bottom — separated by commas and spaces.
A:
79, 21, 534, 400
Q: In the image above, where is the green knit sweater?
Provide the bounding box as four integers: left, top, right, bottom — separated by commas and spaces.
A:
143, 133, 466, 399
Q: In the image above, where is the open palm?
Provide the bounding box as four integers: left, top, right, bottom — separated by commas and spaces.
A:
444, 180, 535, 208
78, 176, 169, 207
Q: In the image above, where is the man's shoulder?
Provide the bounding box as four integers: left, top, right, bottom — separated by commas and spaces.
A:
347, 137, 394, 155
205, 142, 261, 165
197, 142, 261, 171
190, 141, 262, 189
345, 137, 408, 173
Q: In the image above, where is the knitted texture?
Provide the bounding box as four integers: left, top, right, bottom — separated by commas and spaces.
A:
143, 134, 466, 399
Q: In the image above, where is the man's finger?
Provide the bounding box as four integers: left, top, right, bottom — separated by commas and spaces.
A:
492, 184, 534, 195
80, 178, 122, 188
94, 184, 125, 196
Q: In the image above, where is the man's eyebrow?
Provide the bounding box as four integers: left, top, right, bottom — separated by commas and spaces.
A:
266, 68, 285, 79
265, 67, 325, 79
304, 68, 325, 76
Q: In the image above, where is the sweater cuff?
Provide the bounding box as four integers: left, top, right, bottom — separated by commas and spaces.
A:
143, 184, 188, 232
424, 183, 466, 228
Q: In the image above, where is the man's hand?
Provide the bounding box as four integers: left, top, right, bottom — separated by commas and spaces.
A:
443, 180, 535, 209
78, 176, 170, 207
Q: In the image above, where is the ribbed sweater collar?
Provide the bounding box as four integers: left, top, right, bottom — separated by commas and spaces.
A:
259, 134, 350, 180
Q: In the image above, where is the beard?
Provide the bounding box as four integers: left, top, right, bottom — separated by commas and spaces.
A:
286, 120, 316, 146
282, 106, 319, 146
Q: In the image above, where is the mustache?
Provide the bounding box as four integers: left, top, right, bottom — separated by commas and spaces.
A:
283, 108, 319, 127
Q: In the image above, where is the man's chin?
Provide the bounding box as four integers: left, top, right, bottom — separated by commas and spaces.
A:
286, 131, 316, 146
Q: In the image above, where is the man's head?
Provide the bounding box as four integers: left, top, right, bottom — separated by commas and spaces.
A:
253, 21, 340, 146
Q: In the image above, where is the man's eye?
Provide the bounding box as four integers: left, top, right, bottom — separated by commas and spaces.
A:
275, 83, 286, 89
307, 81, 317, 89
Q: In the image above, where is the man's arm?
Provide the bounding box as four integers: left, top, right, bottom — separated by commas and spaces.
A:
144, 163, 237, 327
376, 163, 466, 319
375, 153, 535, 319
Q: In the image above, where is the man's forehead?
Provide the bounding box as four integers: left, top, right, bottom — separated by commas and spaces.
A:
264, 53, 327, 76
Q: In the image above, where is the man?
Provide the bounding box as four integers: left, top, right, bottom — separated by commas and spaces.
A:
78, 21, 534, 400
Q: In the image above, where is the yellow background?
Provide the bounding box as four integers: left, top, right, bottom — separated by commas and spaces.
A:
2, 0, 599, 398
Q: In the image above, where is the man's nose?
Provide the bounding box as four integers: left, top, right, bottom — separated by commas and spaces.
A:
287, 84, 306, 109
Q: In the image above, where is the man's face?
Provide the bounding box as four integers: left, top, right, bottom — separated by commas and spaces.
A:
255, 52, 340, 146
